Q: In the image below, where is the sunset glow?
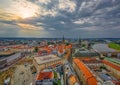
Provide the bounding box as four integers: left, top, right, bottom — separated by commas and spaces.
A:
0, 0, 120, 38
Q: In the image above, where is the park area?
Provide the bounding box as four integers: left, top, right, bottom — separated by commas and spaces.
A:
108, 43, 120, 51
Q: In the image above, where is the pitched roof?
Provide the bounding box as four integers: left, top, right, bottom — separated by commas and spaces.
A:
69, 75, 77, 85
73, 59, 97, 85
36, 72, 54, 80
102, 60, 120, 71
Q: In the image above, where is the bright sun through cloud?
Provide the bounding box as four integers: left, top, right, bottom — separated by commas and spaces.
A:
18, 7, 38, 19
6, 0, 40, 19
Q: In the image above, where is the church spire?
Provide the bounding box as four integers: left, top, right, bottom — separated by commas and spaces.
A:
62, 35, 65, 44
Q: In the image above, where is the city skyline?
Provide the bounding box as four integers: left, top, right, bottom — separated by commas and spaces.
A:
0, 0, 120, 38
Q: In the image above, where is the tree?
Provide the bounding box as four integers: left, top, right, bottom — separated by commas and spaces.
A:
66, 42, 70, 46
82, 44, 86, 47
34, 47, 38, 52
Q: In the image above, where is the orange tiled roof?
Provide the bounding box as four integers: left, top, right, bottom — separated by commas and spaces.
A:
73, 59, 97, 85
66, 44, 72, 49
59, 49, 64, 53
102, 60, 120, 71
69, 75, 77, 85
36, 72, 54, 80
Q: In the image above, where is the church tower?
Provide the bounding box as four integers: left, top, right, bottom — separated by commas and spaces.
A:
62, 35, 65, 44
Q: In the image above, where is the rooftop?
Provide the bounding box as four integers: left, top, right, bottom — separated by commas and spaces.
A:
73, 59, 97, 85
34, 54, 61, 65
102, 60, 120, 71
36, 71, 54, 80
104, 57, 120, 65
80, 58, 102, 64
69, 75, 79, 85
73, 49, 99, 57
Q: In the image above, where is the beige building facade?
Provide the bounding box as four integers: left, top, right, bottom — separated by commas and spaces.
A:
33, 54, 65, 72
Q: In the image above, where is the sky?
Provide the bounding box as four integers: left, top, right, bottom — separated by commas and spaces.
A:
0, 0, 120, 38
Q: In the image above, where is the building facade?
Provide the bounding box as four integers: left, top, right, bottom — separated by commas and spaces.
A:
33, 54, 65, 72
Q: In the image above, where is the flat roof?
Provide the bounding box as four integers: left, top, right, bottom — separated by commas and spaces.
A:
34, 54, 61, 65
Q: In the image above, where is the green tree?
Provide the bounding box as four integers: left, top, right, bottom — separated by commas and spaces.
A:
82, 44, 86, 47
34, 47, 38, 52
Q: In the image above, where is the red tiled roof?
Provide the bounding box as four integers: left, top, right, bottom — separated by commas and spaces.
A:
36, 72, 54, 80
73, 59, 97, 85
102, 60, 120, 71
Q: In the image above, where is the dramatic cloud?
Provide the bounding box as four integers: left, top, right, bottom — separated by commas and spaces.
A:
17, 23, 44, 30
0, 0, 120, 38
59, 0, 76, 12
